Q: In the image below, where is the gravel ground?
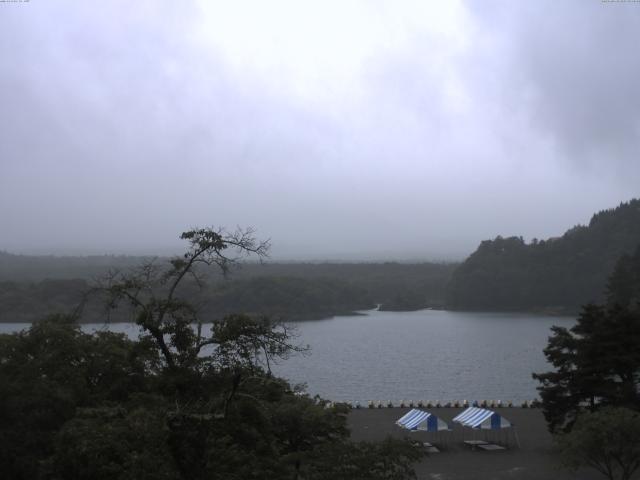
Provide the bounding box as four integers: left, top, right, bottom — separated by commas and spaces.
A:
348, 407, 602, 480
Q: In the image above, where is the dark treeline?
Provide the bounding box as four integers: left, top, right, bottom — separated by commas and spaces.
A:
0, 252, 143, 282
231, 262, 455, 312
0, 257, 456, 322
447, 199, 640, 314
5, 198, 639, 319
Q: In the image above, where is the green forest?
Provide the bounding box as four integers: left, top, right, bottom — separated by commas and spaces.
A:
0, 256, 455, 323
447, 199, 640, 313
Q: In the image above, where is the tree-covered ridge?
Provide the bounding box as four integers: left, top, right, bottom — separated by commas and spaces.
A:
0, 251, 144, 281
0, 261, 456, 322
205, 276, 374, 320
0, 276, 375, 323
607, 244, 640, 310
447, 199, 640, 312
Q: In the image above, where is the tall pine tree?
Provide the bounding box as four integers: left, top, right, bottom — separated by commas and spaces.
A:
533, 245, 640, 433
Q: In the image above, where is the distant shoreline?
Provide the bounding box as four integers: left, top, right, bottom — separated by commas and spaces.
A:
0, 306, 577, 325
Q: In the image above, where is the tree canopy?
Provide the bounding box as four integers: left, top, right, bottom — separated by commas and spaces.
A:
0, 227, 424, 479
533, 245, 640, 433
557, 407, 640, 480
448, 199, 640, 312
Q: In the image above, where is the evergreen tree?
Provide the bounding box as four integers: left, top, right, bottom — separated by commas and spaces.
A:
448, 199, 640, 312
607, 244, 640, 310
533, 247, 640, 433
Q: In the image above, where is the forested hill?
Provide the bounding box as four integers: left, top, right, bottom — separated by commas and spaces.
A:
0, 256, 456, 322
446, 199, 640, 313
0, 252, 144, 281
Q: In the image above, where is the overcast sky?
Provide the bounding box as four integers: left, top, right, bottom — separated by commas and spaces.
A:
1, 0, 639, 260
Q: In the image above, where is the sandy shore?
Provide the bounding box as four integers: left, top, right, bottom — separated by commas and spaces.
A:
348, 407, 600, 480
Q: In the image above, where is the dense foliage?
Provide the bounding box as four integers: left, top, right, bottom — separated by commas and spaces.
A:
0, 260, 456, 322
607, 245, 640, 309
448, 199, 640, 312
233, 262, 455, 312
533, 246, 640, 433
0, 252, 142, 281
0, 276, 374, 323
532, 304, 640, 432
0, 228, 424, 479
0, 317, 423, 479
557, 407, 640, 480
200, 276, 374, 320
0, 279, 89, 322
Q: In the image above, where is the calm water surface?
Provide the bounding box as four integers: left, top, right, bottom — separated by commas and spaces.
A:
0, 309, 574, 403
273, 309, 574, 403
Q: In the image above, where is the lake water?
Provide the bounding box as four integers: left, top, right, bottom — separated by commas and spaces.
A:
0, 309, 574, 404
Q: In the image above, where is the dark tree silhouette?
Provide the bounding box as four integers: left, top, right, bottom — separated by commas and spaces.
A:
557, 407, 640, 480
533, 245, 640, 433
0, 227, 424, 480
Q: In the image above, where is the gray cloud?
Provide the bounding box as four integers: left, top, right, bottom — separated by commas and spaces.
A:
467, 0, 640, 173
0, 1, 638, 260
